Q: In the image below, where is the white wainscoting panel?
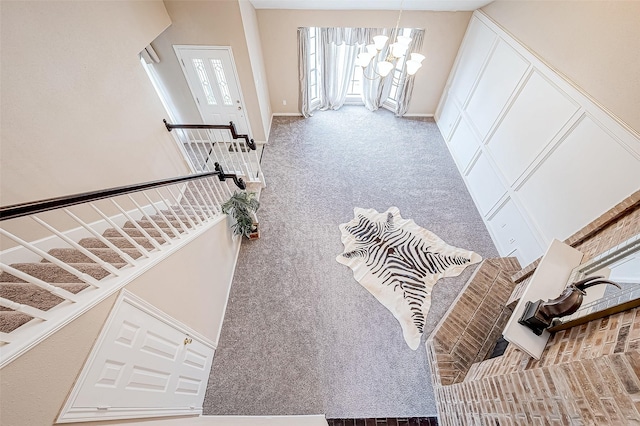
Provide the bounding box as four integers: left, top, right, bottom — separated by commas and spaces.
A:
486, 71, 580, 184
436, 92, 460, 141
465, 40, 530, 140
465, 153, 507, 215
517, 115, 640, 242
58, 291, 215, 423
448, 118, 481, 171
448, 17, 497, 107
486, 199, 544, 267
435, 10, 640, 267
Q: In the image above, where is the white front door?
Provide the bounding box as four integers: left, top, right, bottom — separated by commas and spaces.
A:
175, 46, 250, 134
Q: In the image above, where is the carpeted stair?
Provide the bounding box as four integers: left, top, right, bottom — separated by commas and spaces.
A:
0, 176, 255, 337
0, 212, 189, 334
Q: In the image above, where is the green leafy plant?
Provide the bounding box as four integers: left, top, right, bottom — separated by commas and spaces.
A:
221, 191, 260, 238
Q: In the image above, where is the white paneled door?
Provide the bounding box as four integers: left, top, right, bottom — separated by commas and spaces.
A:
175, 46, 250, 134
58, 291, 215, 423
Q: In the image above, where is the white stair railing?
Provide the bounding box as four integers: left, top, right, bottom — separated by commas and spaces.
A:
164, 119, 265, 187
0, 170, 244, 368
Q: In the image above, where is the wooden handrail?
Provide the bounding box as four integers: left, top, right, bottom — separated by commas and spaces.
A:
163, 119, 257, 150
0, 165, 245, 221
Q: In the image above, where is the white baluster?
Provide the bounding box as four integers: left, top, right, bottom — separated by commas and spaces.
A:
170, 127, 197, 174
109, 200, 164, 251
154, 189, 190, 235
210, 128, 234, 174
31, 216, 122, 276
90, 204, 153, 255
201, 176, 223, 213
189, 180, 217, 218
182, 184, 206, 225
165, 186, 200, 229
0, 229, 103, 288
64, 209, 142, 264
200, 177, 221, 214
127, 195, 176, 244
190, 129, 212, 172
0, 263, 78, 302
0, 297, 51, 321
144, 192, 184, 239
208, 176, 228, 206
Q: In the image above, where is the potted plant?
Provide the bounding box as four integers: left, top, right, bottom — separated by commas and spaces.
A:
221, 191, 260, 239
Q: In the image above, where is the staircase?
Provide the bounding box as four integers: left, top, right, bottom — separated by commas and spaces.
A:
0, 170, 253, 367
0, 211, 183, 333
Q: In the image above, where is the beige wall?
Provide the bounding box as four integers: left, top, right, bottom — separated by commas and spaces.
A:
256, 9, 472, 116
150, 0, 268, 141
238, 0, 272, 138
481, 0, 640, 135
0, 221, 240, 426
0, 0, 189, 207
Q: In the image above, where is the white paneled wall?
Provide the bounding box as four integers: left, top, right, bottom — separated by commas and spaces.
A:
436, 11, 640, 267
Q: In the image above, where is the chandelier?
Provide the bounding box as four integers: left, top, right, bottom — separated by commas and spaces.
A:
355, 1, 425, 78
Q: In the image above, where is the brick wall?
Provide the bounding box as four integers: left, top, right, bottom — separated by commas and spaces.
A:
428, 190, 640, 424
427, 258, 521, 386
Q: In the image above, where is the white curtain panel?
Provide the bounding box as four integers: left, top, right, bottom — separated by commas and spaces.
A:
361, 28, 395, 112
319, 28, 370, 111
319, 41, 359, 110
297, 27, 312, 118
297, 27, 423, 116
395, 28, 425, 117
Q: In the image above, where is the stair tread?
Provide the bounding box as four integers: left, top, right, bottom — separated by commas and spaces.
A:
0, 263, 111, 283
0, 282, 88, 309
123, 220, 182, 230
103, 227, 176, 239
44, 248, 138, 266
145, 216, 193, 228
79, 236, 162, 250
0, 200, 209, 335
0, 310, 34, 333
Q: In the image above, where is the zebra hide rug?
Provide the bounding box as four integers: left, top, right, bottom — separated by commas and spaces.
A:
337, 207, 482, 350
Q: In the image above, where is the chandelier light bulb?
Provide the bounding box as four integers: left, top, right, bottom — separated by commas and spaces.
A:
396, 35, 412, 46
410, 53, 426, 64
356, 52, 374, 68
373, 35, 389, 51
405, 60, 422, 75
391, 42, 408, 58
360, 2, 424, 79
377, 60, 394, 77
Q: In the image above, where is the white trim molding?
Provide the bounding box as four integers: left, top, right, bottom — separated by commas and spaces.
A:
435, 10, 640, 268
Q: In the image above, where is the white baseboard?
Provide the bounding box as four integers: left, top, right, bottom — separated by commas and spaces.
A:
272, 113, 303, 117
403, 113, 435, 117
124, 415, 329, 425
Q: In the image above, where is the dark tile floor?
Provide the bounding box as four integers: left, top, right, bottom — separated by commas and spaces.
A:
326, 418, 438, 426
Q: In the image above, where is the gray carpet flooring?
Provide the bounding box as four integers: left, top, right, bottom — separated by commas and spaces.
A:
203, 106, 498, 418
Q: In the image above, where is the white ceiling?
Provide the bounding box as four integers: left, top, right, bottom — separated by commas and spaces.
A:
248, 0, 494, 11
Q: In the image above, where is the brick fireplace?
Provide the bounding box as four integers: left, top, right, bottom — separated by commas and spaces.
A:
428, 190, 640, 424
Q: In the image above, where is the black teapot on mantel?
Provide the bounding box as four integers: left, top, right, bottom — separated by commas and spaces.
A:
519, 276, 621, 335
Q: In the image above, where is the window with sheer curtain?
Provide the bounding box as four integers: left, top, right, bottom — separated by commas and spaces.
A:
298, 27, 424, 118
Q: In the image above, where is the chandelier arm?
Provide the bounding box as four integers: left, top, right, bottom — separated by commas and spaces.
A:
361, 65, 382, 81
394, 0, 405, 38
